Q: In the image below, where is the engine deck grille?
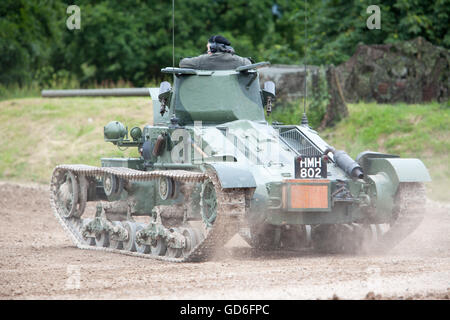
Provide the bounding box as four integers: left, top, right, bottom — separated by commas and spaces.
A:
280, 128, 322, 157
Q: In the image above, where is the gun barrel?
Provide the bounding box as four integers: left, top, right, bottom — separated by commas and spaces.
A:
41, 88, 151, 97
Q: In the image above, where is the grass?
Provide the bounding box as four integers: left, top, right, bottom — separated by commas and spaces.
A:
0, 97, 152, 184
0, 83, 42, 101
0, 97, 448, 202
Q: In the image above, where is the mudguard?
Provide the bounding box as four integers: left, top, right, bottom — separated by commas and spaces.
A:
367, 158, 431, 185
357, 151, 431, 183
366, 157, 431, 216
203, 162, 256, 189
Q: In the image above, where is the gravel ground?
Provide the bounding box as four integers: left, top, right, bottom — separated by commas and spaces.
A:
0, 182, 449, 300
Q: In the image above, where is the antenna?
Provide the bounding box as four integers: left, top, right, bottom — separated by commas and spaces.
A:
169, 0, 179, 125
301, 0, 309, 126
172, 0, 175, 69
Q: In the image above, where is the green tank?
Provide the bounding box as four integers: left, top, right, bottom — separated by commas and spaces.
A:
50, 62, 431, 262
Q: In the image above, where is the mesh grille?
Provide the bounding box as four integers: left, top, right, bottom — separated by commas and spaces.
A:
280, 128, 322, 156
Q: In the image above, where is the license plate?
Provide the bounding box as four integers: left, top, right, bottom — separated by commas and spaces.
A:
295, 156, 325, 179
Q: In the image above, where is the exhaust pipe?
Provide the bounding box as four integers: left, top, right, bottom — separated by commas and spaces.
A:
324, 147, 364, 179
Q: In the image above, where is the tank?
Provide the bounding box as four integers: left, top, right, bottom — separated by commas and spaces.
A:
50, 62, 431, 262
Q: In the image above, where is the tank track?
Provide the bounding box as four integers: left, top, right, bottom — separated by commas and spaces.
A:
368, 182, 426, 253
50, 165, 246, 262
311, 182, 427, 254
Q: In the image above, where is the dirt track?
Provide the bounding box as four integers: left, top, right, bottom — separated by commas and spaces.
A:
0, 182, 449, 300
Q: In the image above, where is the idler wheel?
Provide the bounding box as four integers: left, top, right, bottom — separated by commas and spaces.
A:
200, 180, 217, 227
57, 171, 79, 219
74, 175, 88, 218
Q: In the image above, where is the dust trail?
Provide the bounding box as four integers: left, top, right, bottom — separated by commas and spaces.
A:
389, 199, 450, 257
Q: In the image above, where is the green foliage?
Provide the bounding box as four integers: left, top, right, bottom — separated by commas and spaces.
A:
270, 97, 327, 129
1, 0, 449, 91
270, 100, 304, 126
0, 0, 65, 86
307, 68, 329, 127
270, 66, 329, 128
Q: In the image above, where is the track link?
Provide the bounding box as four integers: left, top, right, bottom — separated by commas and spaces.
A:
50, 165, 246, 262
